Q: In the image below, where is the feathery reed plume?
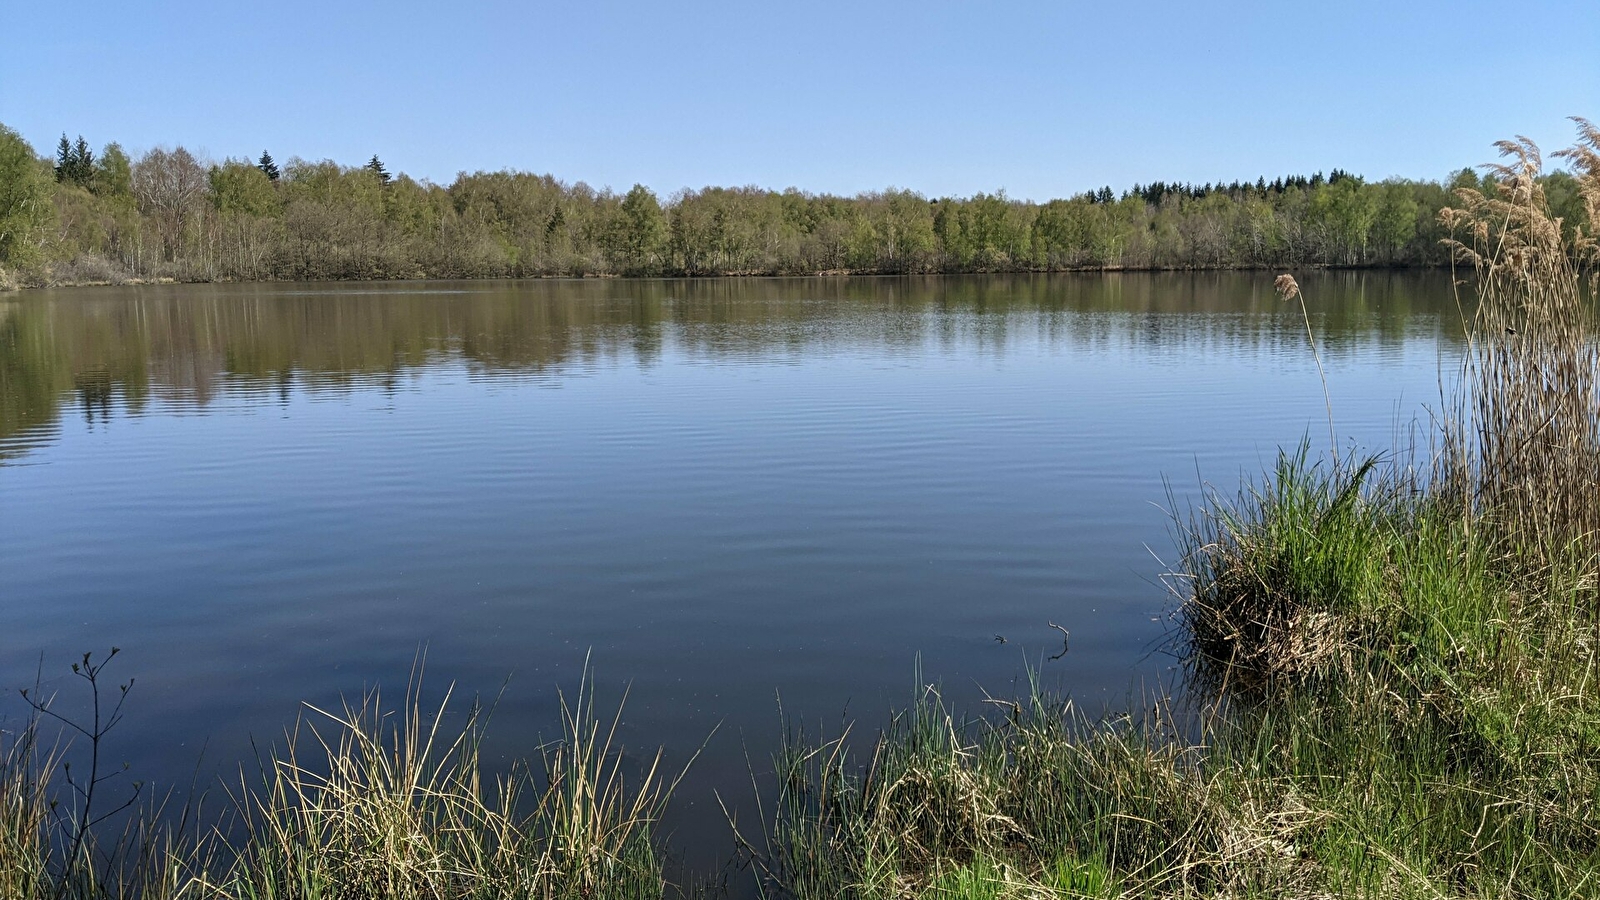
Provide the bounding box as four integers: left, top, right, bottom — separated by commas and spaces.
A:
1439, 122, 1600, 569
1275, 273, 1337, 463
1553, 116, 1600, 256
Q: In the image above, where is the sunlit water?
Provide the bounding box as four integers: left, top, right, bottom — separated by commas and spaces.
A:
0, 273, 1464, 871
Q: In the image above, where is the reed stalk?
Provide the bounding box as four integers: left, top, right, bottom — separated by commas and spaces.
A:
1275, 274, 1337, 465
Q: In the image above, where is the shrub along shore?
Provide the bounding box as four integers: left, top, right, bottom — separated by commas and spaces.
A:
4, 123, 1599, 898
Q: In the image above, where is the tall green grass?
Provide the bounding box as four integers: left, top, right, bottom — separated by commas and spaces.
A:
1, 712, 54, 899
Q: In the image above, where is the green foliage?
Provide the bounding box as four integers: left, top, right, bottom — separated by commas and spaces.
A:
606, 184, 665, 272
12, 119, 1600, 287
0, 124, 56, 270
210, 159, 280, 217
92, 143, 132, 198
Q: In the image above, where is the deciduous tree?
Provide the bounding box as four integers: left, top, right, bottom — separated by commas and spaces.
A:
0, 125, 56, 269
132, 147, 208, 262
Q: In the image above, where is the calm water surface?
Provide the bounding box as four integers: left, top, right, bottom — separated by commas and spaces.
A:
0, 273, 1463, 866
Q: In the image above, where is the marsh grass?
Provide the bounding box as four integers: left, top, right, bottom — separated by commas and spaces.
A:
2, 665, 676, 900
1, 714, 54, 899
1174, 449, 1600, 896
759, 678, 1341, 899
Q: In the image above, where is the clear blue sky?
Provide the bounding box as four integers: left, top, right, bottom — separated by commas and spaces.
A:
4, 0, 1597, 201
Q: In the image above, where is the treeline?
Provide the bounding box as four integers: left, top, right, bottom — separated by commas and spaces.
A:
1, 123, 1594, 286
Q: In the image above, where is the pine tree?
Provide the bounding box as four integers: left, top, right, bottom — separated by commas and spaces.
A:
365, 154, 391, 186
257, 151, 280, 182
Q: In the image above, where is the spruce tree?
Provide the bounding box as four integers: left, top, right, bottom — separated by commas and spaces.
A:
72, 136, 94, 186
55, 134, 72, 183
365, 154, 391, 186
257, 150, 280, 182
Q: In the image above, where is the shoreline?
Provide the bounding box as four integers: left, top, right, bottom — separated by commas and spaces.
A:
1, 262, 1454, 294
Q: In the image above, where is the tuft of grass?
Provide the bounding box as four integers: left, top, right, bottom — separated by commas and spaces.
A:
0, 714, 54, 900
1175, 445, 1397, 693
3, 660, 678, 900
759, 675, 1346, 899
211, 668, 672, 900
1176, 447, 1600, 897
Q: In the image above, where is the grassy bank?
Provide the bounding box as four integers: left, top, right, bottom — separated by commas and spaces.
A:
761, 450, 1599, 898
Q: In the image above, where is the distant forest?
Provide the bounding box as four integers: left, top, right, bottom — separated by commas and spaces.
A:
1, 123, 1594, 286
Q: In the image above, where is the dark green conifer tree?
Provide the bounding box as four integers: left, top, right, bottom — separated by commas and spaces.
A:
365, 155, 391, 186
257, 150, 280, 182
71, 136, 94, 187
55, 134, 72, 183
54, 134, 95, 187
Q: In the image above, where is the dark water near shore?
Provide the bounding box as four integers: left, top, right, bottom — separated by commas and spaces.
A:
1, 273, 1463, 870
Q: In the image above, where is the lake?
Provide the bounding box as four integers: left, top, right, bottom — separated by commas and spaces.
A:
0, 272, 1464, 870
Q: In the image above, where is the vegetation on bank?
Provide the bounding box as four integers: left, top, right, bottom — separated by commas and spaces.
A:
752, 122, 1600, 899
1, 121, 1595, 289
755, 448, 1598, 899
3, 120, 1599, 899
